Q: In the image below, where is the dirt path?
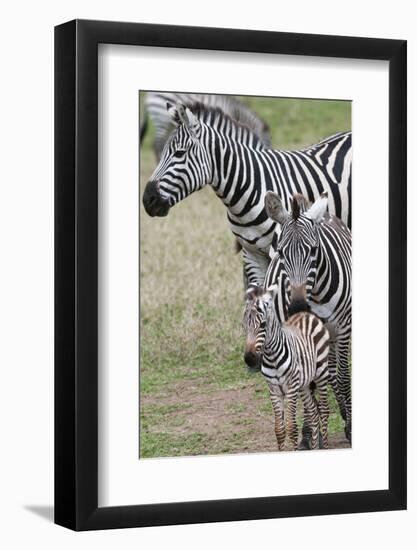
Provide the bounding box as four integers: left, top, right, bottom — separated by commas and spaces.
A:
141, 380, 350, 457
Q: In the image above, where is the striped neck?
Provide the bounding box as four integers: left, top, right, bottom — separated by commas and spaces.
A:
262, 309, 295, 377
208, 127, 266, 217
264, 307, 287, 357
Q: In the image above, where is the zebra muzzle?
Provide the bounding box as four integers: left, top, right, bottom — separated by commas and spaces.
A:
288, 285, 310, 316
143, 180, 171, 217
244, 349, 261, 370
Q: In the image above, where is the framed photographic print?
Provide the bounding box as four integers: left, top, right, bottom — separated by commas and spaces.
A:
55, 19, 407, 531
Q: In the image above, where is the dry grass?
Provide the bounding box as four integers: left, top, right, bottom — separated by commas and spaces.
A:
139, 94, 351, 458
140, 162, 243, 366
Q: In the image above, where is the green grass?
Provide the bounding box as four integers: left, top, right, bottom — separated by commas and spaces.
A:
141, 432, 213, 458
237, 96, 351, 149
139, 93, 351, 458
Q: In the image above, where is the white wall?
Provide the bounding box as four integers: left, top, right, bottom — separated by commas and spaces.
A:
0, 1, 414, 548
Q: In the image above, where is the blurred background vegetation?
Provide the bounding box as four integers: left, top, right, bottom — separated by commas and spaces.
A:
139, 93, 351, 458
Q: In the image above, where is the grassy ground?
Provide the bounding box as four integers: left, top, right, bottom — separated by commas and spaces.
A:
139, 94, 351, 458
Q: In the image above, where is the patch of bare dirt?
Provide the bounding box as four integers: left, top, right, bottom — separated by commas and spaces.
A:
142, 379, 350, 454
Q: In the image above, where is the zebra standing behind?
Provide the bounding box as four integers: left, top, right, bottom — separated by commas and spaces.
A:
143, 102, 352, 287
140, 92, 271, 159
264, 191, 352, 442
243, 285, 330, 450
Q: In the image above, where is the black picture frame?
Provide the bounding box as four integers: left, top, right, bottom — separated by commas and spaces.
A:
55, 19, 407, 531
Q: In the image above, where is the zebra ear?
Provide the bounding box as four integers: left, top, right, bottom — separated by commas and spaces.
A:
166, 102, 181, 126
245, 284, 263, 302
183, 106, 199, 129
305, 192, 328, 222
167, 103, 200, 131
265, 191, 290, 225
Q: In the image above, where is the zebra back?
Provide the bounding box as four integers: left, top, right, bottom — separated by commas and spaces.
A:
261, 303, 329, 390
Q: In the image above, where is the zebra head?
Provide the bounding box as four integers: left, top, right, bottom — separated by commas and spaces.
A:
143, 103, 212, 217
265, 191, 328, 316
243, 284, 276, 371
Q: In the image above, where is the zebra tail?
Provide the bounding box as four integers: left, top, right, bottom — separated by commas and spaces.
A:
140, 110, 149, 142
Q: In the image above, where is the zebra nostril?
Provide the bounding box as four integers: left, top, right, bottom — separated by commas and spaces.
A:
288, 300, 310, 316
143, 180, 170, 217
244, 351, 259, 368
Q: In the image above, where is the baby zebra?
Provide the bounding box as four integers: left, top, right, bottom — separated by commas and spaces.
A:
243, 285, 330, 450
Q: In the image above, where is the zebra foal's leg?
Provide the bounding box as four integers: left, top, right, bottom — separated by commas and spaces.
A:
268, 383, 286, 451
285, 386, 299, 451
299, 383, 326, 450
300, 388, 320, 450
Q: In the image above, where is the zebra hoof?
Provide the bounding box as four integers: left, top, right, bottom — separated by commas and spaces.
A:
297, 438, 311, 451
344, 424, 351, 443
298, 432, 324, 450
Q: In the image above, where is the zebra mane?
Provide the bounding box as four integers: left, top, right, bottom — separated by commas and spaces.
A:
291, 194, 310, 220
186, 102, 265, 148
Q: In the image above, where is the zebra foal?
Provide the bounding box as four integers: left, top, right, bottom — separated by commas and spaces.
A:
243, 285, 330, 450
264, 192, 352, 442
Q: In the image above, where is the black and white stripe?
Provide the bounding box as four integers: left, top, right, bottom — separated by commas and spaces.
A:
243, 286, 330, 450
141, 91, 271, 159
143, 102, 352, 287
264, 192, 352, 442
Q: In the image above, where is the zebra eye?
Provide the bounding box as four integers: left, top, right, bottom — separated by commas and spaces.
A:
173, 149, 186, 158
277, 248, 283, 258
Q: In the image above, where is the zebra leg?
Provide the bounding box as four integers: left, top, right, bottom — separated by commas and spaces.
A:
315, 378, 330, 449
301, 389, 320, 450
299, 384, 326, 449
298, 382, 314, 450
299, 417, 312, 450
285, 388, 299, 451
336, 332, 352, 442
328, 341, 346, 422
268, 383, 286, 451
241, 247, 270, 288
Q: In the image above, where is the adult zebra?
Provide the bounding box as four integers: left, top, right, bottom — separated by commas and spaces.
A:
243, 286, 330, 451
141, 92, 271, 159
263, 192, 352, 442
143, 102, 352, 287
